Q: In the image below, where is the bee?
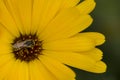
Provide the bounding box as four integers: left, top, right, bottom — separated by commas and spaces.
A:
13, 39, 35, 51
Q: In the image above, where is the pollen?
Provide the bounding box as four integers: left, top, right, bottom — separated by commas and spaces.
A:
12, 34, 42, 62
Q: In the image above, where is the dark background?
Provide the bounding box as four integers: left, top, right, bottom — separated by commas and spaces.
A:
74, 0, 120, 80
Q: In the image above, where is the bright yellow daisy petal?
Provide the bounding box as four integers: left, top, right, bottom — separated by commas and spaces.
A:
43, 50, 107, 73
6, 60, 21, 80
31, 0, 62, 34
89, 61, 107, 73
40, 55, 76, 80
0, 0, 107, 80
6, 60, 29, 80
0, 58, 16, 80
1, 0, 32, 35
43, 35, 95, 52
29, 60, 56, 80
62, 0, 80, 8
75, 32, 105, 45
77, 0, 96, 14
0, 24, 14, 42
0, 1, 19, 37
0, 53, 14, 67
81, 48, 103, 61
32, 0, 80, 34
17, 61, 29, 80
0, 39, 12, 56
39, 8, 93, 42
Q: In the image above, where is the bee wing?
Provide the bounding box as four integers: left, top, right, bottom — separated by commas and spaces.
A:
24, 40, 35, 47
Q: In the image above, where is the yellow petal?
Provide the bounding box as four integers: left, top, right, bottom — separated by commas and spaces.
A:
2, 0, 32, 35
6, 60, 20, 80
12, 0, 32, 35
0, 25, 14, 55
29, 60, 56, 80
0, 44, 12, 55
17, 62, 29, 80
89, 61, 107, 73
39, 8, 93, 42
40, 55, 76, 80
76, 0, 96, 14
32, 0, 80, 34
6, 60, 29, 80
0, 36, 13, 55
43, 35, 95, 52
32, 0, 62, 34
61, 0, 80, 8
0, 53, 14, 68
0, 24, 14, 43
2, 0, 24, 34
77, 32, 105, 45
0, 58, 15, 80
0, 0, 19, 37
79, 48, 103, 61
43, 50, 107, 73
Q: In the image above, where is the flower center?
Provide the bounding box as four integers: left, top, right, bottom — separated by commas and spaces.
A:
12, 34, 42, 62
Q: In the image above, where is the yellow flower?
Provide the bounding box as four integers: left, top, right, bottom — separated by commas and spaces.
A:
0, 0, 107, 80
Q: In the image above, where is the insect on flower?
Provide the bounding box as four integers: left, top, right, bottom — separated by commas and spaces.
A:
12, 39, 35, 51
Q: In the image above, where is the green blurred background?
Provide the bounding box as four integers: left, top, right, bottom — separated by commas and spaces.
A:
74, 0, 120, 80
